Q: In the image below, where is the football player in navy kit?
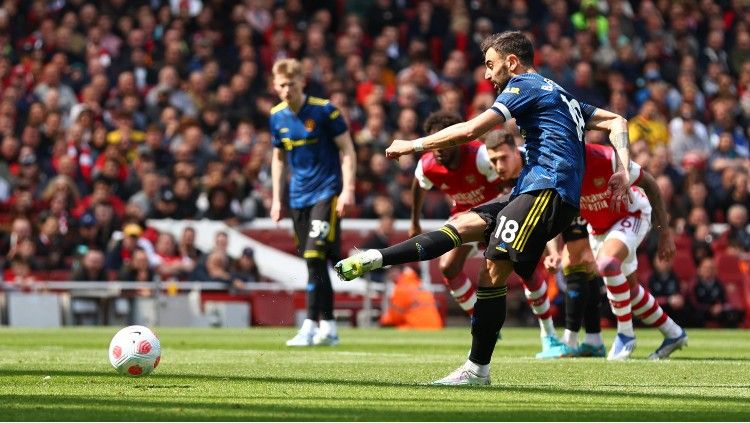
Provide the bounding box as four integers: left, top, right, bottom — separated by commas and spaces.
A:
269, 58, 356, 347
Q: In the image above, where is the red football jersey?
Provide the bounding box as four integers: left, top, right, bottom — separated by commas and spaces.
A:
415, 141, 501, 215
580, 143, 652, 234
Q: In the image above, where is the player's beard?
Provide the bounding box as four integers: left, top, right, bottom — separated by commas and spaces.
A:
493, 63, 512, 93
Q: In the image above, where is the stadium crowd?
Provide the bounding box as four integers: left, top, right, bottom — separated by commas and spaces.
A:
0, 0, 748, 327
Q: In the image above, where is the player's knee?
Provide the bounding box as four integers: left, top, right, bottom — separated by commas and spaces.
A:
595, 256, 622, 277
447, 212, 484, 242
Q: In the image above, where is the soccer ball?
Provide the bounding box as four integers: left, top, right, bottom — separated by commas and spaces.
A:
108, 325, 161, 377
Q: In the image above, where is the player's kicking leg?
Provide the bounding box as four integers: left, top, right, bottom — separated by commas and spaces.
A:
335, 210, 488, 281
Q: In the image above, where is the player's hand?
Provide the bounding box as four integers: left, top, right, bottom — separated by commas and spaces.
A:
607, 169, 631, 213
544, 253, 562, 273
408, 223, 422, 238
336, 190, 355, 217
385, 140, 414, 160
270, 201, 284, 222
656, 229, 676, 262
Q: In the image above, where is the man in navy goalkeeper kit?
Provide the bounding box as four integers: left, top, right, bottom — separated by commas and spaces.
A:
336, 31, 632, 385
269, 58, 356, 347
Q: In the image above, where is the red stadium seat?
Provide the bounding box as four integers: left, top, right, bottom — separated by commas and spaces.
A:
716, 254, 743, 285
636, 253, 653, 283
672, 251, 696, 283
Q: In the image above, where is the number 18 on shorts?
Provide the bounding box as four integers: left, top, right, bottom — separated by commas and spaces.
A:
485, 189, 578, 280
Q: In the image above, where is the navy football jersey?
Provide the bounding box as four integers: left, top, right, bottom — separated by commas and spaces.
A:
490, 73, 597, 206
270, 96, 349, 209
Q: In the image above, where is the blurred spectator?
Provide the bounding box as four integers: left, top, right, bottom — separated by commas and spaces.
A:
648, 256, 688, 326
117, 248, 155, 283
104, 223, 158, 275
149, 187, 179, 219
689, 257, 745, 327
669, 102, 711, 170
0, 217, 34, 262
178, 226, 204, 263
4, 257, 38, 292
233, 247, 260, 283
196, 250, 233, 286
70, 249, 107, 281
724, 204, 750, 253
628, 100, 669, 153
567, 61, 605, 108
153, 232, 195, 281
709, 100, 749, 157
128, 171, 160, 218
35, 213, 70, 270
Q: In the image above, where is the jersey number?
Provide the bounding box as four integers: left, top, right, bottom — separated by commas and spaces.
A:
309, 220, 330, 239
494, 215, 520, 243
561, 94, 585, 143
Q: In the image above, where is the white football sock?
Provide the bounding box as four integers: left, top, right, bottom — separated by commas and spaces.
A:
584, 332, 604, 346
563, 329, 579, 348
465, 359, 490, 378
300, 319, 317, 334
319, 319, 337, 336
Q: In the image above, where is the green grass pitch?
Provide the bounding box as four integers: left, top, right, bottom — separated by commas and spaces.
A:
1, 327, 749, 421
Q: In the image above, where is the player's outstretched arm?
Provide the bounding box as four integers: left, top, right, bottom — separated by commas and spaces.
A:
270, 148, 287, 222
585, 109, 631, 212
636, 170, 675, 261
585, 108, 630, 170
385, 109, 503, 160
334, 132, 357, 217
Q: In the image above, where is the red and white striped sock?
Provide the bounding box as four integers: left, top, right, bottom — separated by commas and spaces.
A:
598, 258, 634, 336
630, 284, 682, 338
444, 272, 476, 316
524, 278, 556, 337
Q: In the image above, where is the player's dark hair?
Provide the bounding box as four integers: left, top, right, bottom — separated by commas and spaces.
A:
480, 31, 534, 66
484, 129, 516, 150
423, 111, 462, 134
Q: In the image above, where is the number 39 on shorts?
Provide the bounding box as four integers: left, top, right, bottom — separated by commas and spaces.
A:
494, 215, 520, 243
309, 220, 330, 239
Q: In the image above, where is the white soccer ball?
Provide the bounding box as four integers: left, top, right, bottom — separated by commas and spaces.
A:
108, 325, 161, 377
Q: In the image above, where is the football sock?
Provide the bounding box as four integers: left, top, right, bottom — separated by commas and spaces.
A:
563, 270, 588, 333
562, 329, 579, 349
379, 225, 461, 266
469, 286, 507, 366
584, 332, 604, 346
444, 272, 477, 315
584, 274, 603, 334
630, 284, 683, 338
523, 278, 556, 337
306, 258, 334, 321
300, 318, 317, 334
463, 359, 490, 378
597, 257, 634, 337
319, 319, 337, 337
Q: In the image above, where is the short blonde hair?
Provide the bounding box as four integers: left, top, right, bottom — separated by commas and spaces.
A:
272, 58, 302, 78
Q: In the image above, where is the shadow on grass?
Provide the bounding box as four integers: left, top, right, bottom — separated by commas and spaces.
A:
2, 369, 750, 406
2, 393, 750, 422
